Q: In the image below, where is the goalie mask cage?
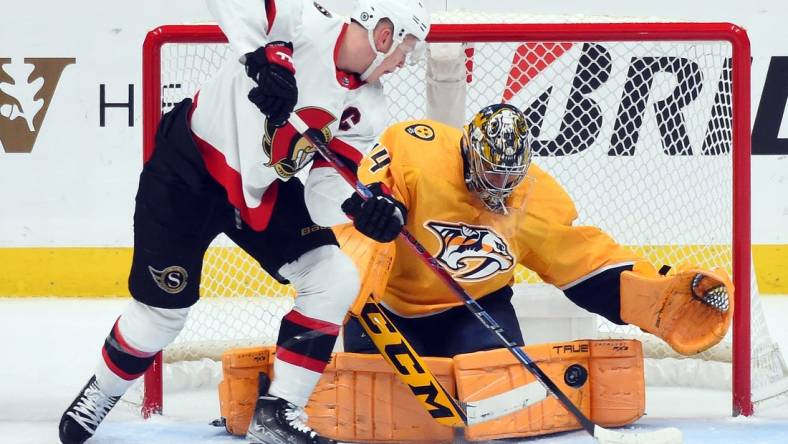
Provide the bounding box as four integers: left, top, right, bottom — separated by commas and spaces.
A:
141, 15, 785, 420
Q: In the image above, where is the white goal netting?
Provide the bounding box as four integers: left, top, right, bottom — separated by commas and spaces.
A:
141, 13, 788, 414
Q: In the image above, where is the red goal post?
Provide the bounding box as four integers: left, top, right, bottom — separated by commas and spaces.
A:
142, 20, 753, 417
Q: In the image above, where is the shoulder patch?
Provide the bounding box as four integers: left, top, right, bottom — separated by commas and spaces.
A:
405, 124, 435, 141
313, 1, 332, 17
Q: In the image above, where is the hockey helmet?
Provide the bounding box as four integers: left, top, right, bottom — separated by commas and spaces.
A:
462, 104, 533, 214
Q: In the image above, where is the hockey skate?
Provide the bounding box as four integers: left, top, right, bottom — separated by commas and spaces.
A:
246, 373, 335, 444
58, 375, 120, 444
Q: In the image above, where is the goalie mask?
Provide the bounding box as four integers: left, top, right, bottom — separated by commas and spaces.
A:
351, 0, 431, 80
462, 104, 533, 214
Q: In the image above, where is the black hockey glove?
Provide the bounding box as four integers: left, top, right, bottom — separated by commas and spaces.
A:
341, 182, 407, 243
245, 41, 298, 127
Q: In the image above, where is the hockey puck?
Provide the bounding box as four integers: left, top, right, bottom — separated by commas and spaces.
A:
564, 364, 588, 388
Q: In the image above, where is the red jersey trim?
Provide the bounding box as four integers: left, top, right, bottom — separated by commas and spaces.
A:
311, 158, 332, 170
265, 0, 277, 34
333, 23, 365, 90
275, 346, 329, 374
310, 138, 362, 179
328, 137, 363, 165
188, 93, 278, 232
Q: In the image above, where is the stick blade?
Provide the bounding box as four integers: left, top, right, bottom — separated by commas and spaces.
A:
594, 425, 683, 444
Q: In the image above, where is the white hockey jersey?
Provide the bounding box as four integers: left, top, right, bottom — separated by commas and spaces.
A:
189, 0, 387, 231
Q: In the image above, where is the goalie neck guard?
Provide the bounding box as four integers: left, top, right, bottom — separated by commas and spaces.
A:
462, 103, 533, 214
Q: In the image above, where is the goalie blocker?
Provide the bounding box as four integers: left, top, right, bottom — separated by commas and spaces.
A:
217, 339, 645, 442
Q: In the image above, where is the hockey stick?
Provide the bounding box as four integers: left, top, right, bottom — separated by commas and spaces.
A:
289, 115, 682, 444
352, 296, 549, 426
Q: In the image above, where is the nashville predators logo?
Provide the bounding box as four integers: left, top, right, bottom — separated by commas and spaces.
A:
424, 221, 515, 281
148, 265, 188, 294
263, 107, 336, 179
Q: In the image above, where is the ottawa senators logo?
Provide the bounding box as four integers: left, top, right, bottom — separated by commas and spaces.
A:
424, 221, 515, 281
263, 107, 335, 179
148, 265, 188, 294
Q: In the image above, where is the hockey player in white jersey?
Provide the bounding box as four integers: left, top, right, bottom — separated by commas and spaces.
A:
58, 1, 429, 444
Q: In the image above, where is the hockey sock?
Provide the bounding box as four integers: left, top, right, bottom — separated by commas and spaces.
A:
95, 300, 190, 396
271, 245, 360, 406
268, 309, 340, 407
96, 318, 158, 396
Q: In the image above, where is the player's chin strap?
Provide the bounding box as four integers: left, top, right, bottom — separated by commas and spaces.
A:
289, 113, 683, 444
360, 30, 400, 81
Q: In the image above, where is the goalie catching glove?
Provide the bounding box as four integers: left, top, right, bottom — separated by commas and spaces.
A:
244, 41, 298, 127
341, 182, 407, 243
620, 262, 734, 356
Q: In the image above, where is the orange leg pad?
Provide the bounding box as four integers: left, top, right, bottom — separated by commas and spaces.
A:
454, 340, 644, 441
305, 352, 456, 443
217, 346, 276, 436
218, 341, 643, 441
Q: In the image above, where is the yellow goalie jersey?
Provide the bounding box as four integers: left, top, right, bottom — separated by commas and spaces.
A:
357, 119, 640, 316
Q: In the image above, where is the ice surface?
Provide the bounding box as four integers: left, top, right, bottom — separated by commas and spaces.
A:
2, 297, 787, 444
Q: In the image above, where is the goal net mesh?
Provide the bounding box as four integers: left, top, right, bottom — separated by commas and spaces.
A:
142, 13, 788, 411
